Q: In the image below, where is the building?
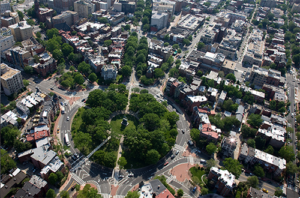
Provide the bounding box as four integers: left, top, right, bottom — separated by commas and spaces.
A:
0, 27, 15, 58
248, 65, 281, 88
177, 14, 204, 32
120, 0, 135, 14
74, 0, 95, 18
0, 169, 27, 198
260, 0, 276, 8
201, 25, 219, 44
101, 64, 117, 80
200, 52, 226, 71
217, 29, 242, 59
221, 135, 237, 157
14, 175, 49, 198
8, 21, 33, 42
1, 11, 20, 27
151, 11, 169, 31
292, 3, 300, 13
10, 47, 31, 68
0, 63, 24, 96
231, 20, 246, 33
218, 90, 227, 105
35, 0, 54, 22
239, 143, 286, 175
52, 10, 79, 27
1, 110, 19, 127
139, 179, 175, 198
270, 8, 284, 18
235, 105, 244, 122
199, 123, 220, 142
221, 59, 236, 75
208, 167, 236, 197
243, 29, 264, 66
153, 0, 176, 15
52, 0, 77, 13
40, 156, 64, 180
86, 53, 107, 73
33, 57, 57, 77
0, 2, 11, 14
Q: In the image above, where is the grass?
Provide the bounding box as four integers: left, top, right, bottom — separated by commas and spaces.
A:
110, 114, 139, 135
190, 167, 206, 184
71, 107, 84, 135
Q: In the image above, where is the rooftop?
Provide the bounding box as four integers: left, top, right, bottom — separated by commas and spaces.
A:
210, 167, 236, 188
0, 63, 20, 80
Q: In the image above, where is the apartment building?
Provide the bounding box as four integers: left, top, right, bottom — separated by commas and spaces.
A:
199, 123, 221, 142
208, 167, 236, 197
151, 11, 169, 31
52, 10, 79, 27
201, 52, 226, 71
243, 29, 264, 66
74, 0, 95, 18
1, 11, 20, 27
218, 90, 227, 105
0, 63, 24, 96
10, 47, 31, 68
120, 0, 135, 14
248, 65, 281, 88
101, 64, 118, 80
292, 3, 300, 13
201, 25, 219, 44
239, 143, 286, 175
0, 27, 15, 58
0, 2, 11, 14
260, 0, 277, 7
221, 59, 236, 75
153, 0, 176, 15
8, 21, 33, 42
217, 29, 242, 59
258, 121, 285, 148
221, 135, 237, 157
14, 175, 49, 198
177, 14, 205, 33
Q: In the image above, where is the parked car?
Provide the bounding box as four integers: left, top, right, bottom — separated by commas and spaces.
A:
182, 129, 185, 134
164, 162, 169, 166
128, 173, 134, 177
60, 102, 64, 106
188, 140, 194, 146
67, 117, 70, 121
262, 188, 268, 193
50, 87, 54, 90
175, 150, 179, 155
82, 99, 86, 102
171, 155, 175, 159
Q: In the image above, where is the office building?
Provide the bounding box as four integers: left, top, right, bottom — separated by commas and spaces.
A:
217, 29, 242, 59
8, 21, 33, 42
151, 11, 169, 31
52, 10, 79, 27
74, 0, 95, 18
0, 27, 15, 58
153, 0, 176, 15
0, 63, 24, 96
177, 14, 205, 32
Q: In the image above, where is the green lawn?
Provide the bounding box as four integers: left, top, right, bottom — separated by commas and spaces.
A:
190, 167, 206, 184
110, 114, 139, 135
71, 107, 84, 135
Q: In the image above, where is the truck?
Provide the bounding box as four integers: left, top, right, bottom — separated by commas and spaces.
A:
65, 134, 70, 146
61, 106, 65, 114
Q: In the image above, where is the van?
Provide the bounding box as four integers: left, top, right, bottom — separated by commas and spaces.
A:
200, 159, 206, 163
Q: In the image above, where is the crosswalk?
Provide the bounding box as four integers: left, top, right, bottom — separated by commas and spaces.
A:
174, 144, 185, 152
71, 173, 86, 185
189, 156, 194, 165
114, 195, 125, 198
86, 180, 101, 193
102, 194, 110, 198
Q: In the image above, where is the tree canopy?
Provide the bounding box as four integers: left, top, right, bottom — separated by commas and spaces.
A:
223, 158, 243, 179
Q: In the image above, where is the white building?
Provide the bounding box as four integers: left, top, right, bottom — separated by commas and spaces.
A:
0, 27, 15, 58
153, 0, 176, 15
101, 64, 118, 80
74, 0, 95, 18
151, 11, 169, 31
0, 63, 24, 95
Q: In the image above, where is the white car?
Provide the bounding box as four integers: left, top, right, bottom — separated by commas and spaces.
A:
67, 116, 70, 121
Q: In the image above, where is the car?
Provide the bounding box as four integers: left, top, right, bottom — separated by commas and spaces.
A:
200, 159, 206, 163
182, 129, 185, 134
128, 173, 134, 177
171, 155, 175, 159
82, 99, 86, 102
67, 117, 70, 121
33, 169, 36, 173
175, 150, 179, 155
65, 103, 67, 106
60, 102, 64, 106
188, 140, 194, 146
139, 84, 143, 87
72, 155, 77, 160
164, 162, 169, 166
119, 175, 124, 178
74, 153, 79, 158
249, 173, 253, 176
262, 188, 268, 193
192, 187, 197, 193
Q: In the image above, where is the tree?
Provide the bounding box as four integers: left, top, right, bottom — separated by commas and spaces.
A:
154, 68, 164, 79
206, 159, 216, 169
279, 146, 295, 162
247, 114, 263, 128
206, 143, 217, 155
164, 42, 169, 47
57, 63, 65, 75
118, 157, 127, 170
183, 39, 190, 45
24, 66, 33, 74
226, 73, 236, 82
141, 113, 160, 131
286, 161, 298, 175
26, 19, 35, 26
48, 173, 58, 185
201, 188, 208, 195
62, 43, 73, 57
70, 66, 75, 72
124, 24, 130, 30
188, 35, 193, 41
146, 149, 160, 165
60, 191, 70, 198
104, 40, 112, 47
46, 28, 59, 39
293, 54, 300, 66
73, 132, 92, 155
177, 189, 184, 197
0, 149, 16, 174
99, 17, 108, 23
74, 73, 85, 85
88, 73, 97, 83
36, 32, 41, 38
17, 11, 24, 20
197, 42, 205, 50
253, 165, 265, 177
247, 139, 256, 148
275, 187, 283, 197
14, 140, 32, 153
173, 44, 179, 50
23, 79, 30, 87
190, 128, 200, 142
223, 158, 243, 178
78, 61, 91, 74
125, 191, 140, 198
121, 66, 132, 77
46, 189, 56, 198
52, 49, 63, 61
264, 145, 274, 154
1, 126, 20, 147
247, 176, 259, 188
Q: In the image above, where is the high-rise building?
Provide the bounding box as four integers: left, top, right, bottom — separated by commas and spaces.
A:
0, 2, 11, 14
74, 0, 95, 18
1, 11, 20, 27
0, 27, 15, 58
0, 63, 24, 96
8, 21, 33, 42
52, 10, 79, 26
151, 11, 169, 31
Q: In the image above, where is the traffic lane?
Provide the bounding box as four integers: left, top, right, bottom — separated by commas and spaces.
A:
100, 182, 111, 194
170, 180, 197, 198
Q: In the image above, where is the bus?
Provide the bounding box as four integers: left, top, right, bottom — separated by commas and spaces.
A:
65, 134, 70, 146
61, 106, 65, 114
